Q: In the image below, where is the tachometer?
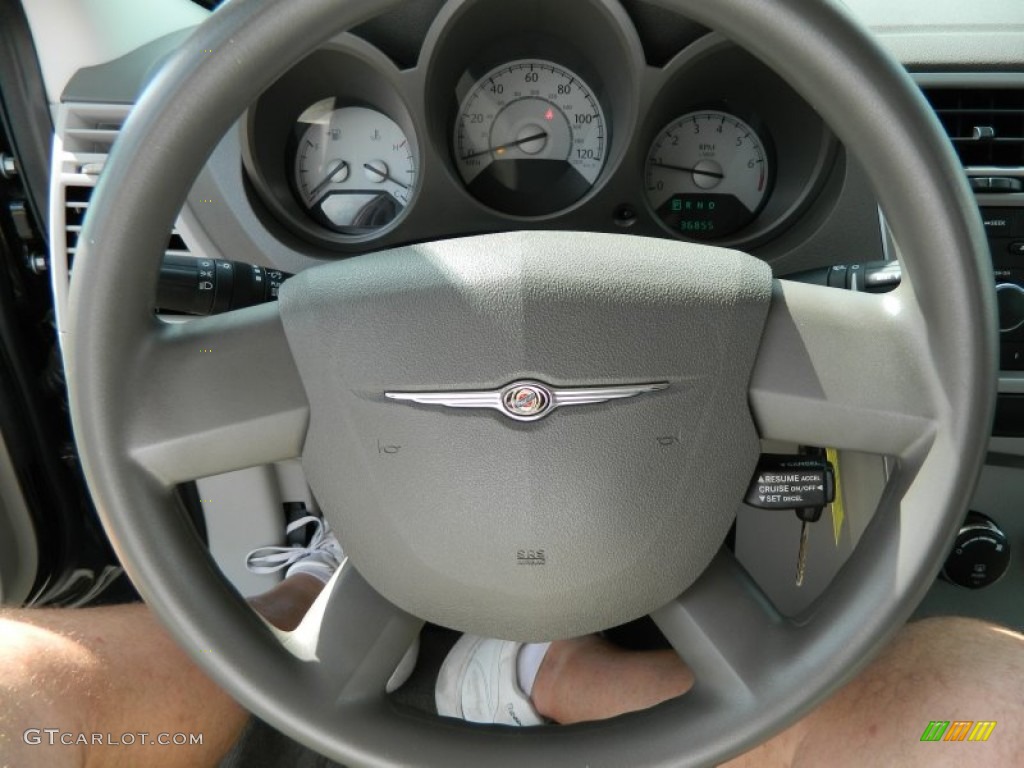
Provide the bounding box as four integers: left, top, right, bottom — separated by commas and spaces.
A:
293, 101, 416, 235
644, 110, 771, 240
454, 60, 607, 216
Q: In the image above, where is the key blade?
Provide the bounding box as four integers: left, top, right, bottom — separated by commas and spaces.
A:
795, 520, 810, 587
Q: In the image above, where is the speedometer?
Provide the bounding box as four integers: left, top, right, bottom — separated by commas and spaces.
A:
454, 60, 608, 216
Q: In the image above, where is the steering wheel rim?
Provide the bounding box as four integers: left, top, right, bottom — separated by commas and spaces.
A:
65, 0, 996, 765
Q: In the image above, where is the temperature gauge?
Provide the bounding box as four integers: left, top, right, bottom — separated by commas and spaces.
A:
644, 110, 771, 240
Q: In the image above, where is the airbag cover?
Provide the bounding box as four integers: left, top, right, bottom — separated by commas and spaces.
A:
279, 232, 772, 639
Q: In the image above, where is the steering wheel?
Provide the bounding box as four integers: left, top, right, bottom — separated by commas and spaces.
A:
66, 0, 996, 765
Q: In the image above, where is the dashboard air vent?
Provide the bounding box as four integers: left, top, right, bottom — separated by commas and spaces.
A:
62, 184, 191, 264
922, 88, 1024, 168
51, 102, 197, 335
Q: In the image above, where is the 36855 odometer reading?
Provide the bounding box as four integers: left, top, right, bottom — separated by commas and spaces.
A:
644, 110, 772, 240
454, 59, 608, 216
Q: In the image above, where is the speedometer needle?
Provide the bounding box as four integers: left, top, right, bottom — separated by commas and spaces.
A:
461, 131, 549, 161
650, 161, 725, 180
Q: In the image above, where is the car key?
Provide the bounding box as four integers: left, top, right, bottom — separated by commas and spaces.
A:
794, 505, 824, 587
744, 453, 836, 587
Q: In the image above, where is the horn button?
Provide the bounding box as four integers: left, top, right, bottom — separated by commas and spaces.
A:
278, 232, 773, 640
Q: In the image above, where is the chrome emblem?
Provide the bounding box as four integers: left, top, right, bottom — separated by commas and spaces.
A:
502, 384, 551, 418
385, 380, 668, 422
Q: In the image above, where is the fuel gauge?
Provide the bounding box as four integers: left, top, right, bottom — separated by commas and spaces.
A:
293, 101, 416, 235
644, 110, 771, 240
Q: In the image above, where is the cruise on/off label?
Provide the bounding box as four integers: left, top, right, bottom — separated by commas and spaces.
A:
744, 456, 835, 510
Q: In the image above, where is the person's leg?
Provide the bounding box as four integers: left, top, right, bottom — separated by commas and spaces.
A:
734, 616, 1024, 768
0, 573, 322, 768
529, 634, 694, 724
524, 617, 1024, 766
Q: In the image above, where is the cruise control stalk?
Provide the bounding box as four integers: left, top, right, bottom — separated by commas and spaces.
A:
785, 260, 902, 293
745, 453, 836, 588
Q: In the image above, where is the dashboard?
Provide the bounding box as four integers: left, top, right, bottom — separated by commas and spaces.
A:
241, 0, 833, 256
35, 0, 898, 295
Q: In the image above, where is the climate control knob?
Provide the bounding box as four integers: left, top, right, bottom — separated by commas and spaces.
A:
941, 511, 1010, 589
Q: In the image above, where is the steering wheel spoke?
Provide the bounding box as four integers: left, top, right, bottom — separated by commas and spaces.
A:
750, 280, 939, 459
284, 561, 424, 706
651, 549, 787, 705
127, 304, 309, 487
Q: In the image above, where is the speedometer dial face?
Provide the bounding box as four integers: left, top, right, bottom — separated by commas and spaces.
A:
645, 110, 771, 240
454, 60, 607, 216
294, 101, 416, 235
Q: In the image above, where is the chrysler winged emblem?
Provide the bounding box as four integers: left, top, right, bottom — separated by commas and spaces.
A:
385, 380, 668, 422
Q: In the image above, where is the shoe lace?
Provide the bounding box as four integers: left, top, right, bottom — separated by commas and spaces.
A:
245, 515, 334, 574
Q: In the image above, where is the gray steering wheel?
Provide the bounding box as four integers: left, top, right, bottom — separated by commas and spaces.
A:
66, 0, 996, 765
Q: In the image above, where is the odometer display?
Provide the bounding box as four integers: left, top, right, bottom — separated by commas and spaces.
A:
645, 110, 771, 240
454, 60, 607, 216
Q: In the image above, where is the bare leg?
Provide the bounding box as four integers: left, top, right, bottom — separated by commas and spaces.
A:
750, 617, 1024, 768
0, 574, 322, 768
530, 617, 1024, 767
530, 635, 695, 724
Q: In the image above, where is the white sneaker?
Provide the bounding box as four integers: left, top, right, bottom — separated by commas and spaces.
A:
435, 635, 545, 726
245, 515, 344, 584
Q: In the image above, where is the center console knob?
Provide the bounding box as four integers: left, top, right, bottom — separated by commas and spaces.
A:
996, 283, 1024, 333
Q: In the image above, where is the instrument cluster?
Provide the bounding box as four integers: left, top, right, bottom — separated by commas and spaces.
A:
242, 0, 835, 256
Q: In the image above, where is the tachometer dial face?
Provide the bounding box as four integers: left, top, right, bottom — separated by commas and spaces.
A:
644, 110, 771, 240
294, 102, 416, 235
454, 60, 607, 216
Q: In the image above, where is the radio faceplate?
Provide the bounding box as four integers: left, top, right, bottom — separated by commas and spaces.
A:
981, 207, 1024, 370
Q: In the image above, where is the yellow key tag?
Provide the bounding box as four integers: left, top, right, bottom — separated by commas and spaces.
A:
826, 447, 845, 546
